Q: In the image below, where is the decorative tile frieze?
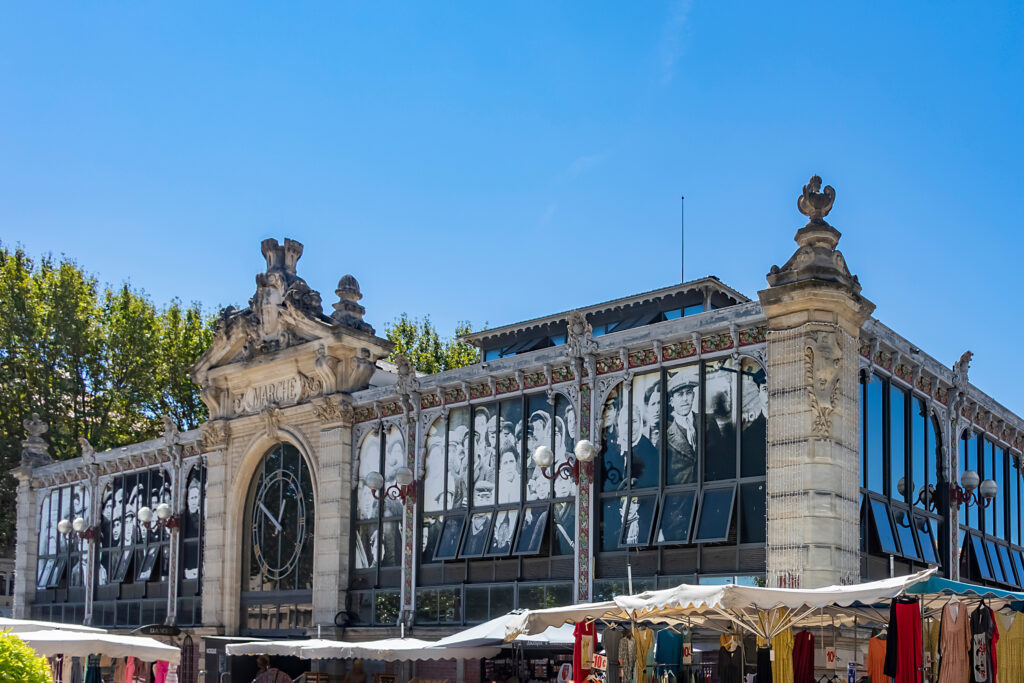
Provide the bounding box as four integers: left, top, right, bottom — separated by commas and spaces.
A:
354, 406, 377, 423
419, 393, 441, 410
443, 386, 467, 404
551, 366, 575, 383
701, 332, 734, 353
494, 376, 520, 395
738, 325, 767, 346
596, 356, 624, 374
627, 348, 657, 368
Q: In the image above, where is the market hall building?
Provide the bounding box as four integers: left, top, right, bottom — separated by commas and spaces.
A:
12, 178, 1024, 666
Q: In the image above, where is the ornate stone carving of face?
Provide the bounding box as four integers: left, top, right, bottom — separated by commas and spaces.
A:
805, 332, 843, 437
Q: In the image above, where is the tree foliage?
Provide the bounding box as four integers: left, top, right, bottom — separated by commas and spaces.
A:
0, 631, 51, 683
384, 313, 480, 374
0, 243, 214, 550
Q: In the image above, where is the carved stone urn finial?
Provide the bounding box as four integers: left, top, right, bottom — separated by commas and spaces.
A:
797, 174, 836, 225
21, 413, 53, 468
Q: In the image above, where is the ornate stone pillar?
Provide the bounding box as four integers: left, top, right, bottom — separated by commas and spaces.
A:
945, 352, 973, 580
566, 313, 598, 603
757, 177, 875, 589
14, 414, 54, 618
311, 397, 354, 631
200, 437, 229, 631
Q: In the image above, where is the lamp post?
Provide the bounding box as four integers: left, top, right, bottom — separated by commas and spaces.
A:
56, 516, 96, 542
366, 466, 417, 504
949, 469, 998, 509
532, 439, 597, 485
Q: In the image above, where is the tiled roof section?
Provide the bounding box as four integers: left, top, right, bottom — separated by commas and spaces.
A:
460, 276, 749, 348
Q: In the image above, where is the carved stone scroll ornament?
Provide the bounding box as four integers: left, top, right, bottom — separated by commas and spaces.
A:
312, 396, 353, 425
804, 332, 843, 438
314, 345, 340, 395
263, 404, 283, 440
566, 310, 598, 358
951, 351, 973, 409
200, 420, 231, 451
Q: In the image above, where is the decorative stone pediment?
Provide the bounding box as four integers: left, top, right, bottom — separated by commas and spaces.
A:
191, 238, 393, 422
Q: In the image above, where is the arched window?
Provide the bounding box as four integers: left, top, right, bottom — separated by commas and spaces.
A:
242, 442, 315, 634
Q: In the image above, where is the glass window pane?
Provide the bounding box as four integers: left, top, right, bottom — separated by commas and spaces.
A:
994, 445, 1006, 539
986, 541, 1007, 583
656, 491, 697, 544
963, 433, 978, 530
998, 544, 1017, 586
600, 385, 628, 492
354, 524, 377, 569
914, 516, 938, 565
890, 385, 906, 500
434, 516, 465, 561
472, 405, 497, 507
415, 589, 438, 624
970, 535, 994, 581
893, 509, 920, 560
487, 509, 519, 556
601, 497, 625, 551
741, 359, 767, 478
985, 440, 997, 535
870, 499, 900, 555
461, 512, 493, 558
552, 502, 575, 555
379, 521, 402, 567
694, 487, 736, 542
497, 401, 522, 505
490, 584, 514, 617
860, 378, 866, 488
421, 515, 443, 563
740, 482, 767, 544
912, 399, 927, 509
424, 419, 446, 513
465, 586, 489, 623
438, 588, 461, 623
515, 506, 549, 555
554, 396, 577, 499
1011, 458, 1021, 546
448, 407, 471, 509
356, 433, 380, 521
382, 426, 406, 520
620, 495, 658, 547
526, 396, 553, 501
1012, 550, 1024, 587
704, 359, 737, 481
866, 375, 884, 494
631, 373, 661, 489
667, 365, 700, 485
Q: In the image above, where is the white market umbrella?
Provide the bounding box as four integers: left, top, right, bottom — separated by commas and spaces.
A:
227, 639, 350, 657
434, 612, 574, 648
299, 637, 501, 661
508, 567, 937, 641
16, 630, 181, 664
0, 617, 105, 635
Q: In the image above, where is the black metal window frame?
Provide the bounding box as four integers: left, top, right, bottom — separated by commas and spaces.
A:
33, 484, 88, 615
859, 371, 945, 570
596, 357, 768, 565
353, 423, 407, 576
177, 461, 206, 627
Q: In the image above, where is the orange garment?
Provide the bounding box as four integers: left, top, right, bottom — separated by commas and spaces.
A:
868, 637, 889, 683
937, 601, 970, 683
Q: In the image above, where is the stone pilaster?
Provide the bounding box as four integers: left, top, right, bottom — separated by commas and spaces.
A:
13, 467, 37, 618
313, 417, 352, 630
758, 176, 875, 588
201, 446, 228, 631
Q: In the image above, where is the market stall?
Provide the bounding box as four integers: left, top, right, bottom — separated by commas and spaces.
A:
16, 630, 181, 664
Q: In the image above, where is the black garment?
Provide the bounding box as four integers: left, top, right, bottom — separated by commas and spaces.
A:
718, 646, 743, 683
970, 604, 997, 683
884, 599, 900, 678
757, 646, 773, 683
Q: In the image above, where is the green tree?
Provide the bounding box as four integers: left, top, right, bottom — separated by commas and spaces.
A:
0, 631, 51, 683
0, 243, 215, 551
384, 313, 480, 374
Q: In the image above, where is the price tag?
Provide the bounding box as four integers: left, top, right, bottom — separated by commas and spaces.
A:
923, 652, 932, 669
592, 654, 607, 672
682, 641, 692, 665
825, 647, 837, 670
770, 649, 775, 662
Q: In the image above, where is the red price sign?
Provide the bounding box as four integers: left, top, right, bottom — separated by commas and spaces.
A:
825, 647, 837, 669
682, 644, 692, 665
592, 654, 607, 672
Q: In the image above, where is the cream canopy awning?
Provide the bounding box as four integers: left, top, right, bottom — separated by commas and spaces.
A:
0, 617, 105, 635
15, 630, 181, 664
298, 637, 502, 661
507, 567, 937, 640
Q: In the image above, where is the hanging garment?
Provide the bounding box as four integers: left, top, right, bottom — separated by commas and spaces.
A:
125, 658, 135, 683
924, 619, 940, 682
867, 636, 888, 683
70, 658, 83, 683
718, 646, 744, 683
995, 612, 1024, 683
113, 657, 128, 683
605, 627, 624, 683
771, 628, 794, 683
635, 627, 655, 683
154, 661, 170, 683
970, 605, 999, 683
575, 621, 598, 682
757, 647, 774, 683
937, 601, 970, 683
792, 631, 814, 683
164, 664, 179, 683
656, 629, 684, 681
85, 656, 102, 683
883, 597, 922, 683
621, 635, 638, 683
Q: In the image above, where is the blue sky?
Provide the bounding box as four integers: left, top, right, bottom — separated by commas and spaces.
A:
1, 2, 1022, 413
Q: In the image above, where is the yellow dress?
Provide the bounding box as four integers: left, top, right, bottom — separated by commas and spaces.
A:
634, 627, 654, 683
996, 612, 1024, 683
756, 625, 794, 683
